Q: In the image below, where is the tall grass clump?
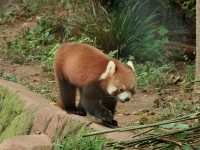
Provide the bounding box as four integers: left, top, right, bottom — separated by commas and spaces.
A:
110, 0, 169, 63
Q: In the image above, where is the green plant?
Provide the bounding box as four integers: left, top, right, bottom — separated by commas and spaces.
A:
5, 0, 110, 67
184, 64, 195, 83
0, 72, 17, 82
180, 64, 195, 91
64, 0, 112, 50
111, 0, 169, 63
158, 100, 200, 121
135, 63, 175, 88
0, 8, 17, 24
6, 17, 58, 64
42, 43, 60, 72
54, 128, 105, 150
170, 0, 196, 18
0, 86, 32, 142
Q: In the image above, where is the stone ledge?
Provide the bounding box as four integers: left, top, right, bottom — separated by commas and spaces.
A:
0, 134, 52, 150
0, 79, 134, 143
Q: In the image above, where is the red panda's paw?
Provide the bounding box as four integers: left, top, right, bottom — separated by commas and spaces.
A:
111, 119, 118, 126
75, 110, 87, 116
102, 119, 118, 128
67, 109, 87, 116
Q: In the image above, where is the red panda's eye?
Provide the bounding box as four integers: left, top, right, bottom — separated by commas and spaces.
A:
119, 89, 123, 92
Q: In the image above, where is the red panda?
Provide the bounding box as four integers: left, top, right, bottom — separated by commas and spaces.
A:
54, 42, 137, 127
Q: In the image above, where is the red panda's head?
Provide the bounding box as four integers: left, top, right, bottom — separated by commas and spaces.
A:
99, 60, 137, 102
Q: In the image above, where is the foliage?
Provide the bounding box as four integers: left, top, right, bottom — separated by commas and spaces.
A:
111, 0, 169, 63
0, 8, 17, 24
4, 0, 170, 65
0, 112, 32, 141
0, 0, 69, 24
0, 72, 17, 82
158, 99, 200, 121
6, 17, 58, 65
0, 86, 32, 142
54, 128, 105, 150
88, 112, 200, 150
5, 0, 110, 69
180, 64, 195, 91
184, 64, 195, 83
170, 0, 196, 18
63, 0, 112, 49
135, 63, 175, 88
133, 62, 194, 90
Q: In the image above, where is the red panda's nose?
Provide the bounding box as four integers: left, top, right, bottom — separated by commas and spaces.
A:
124, 97, 130, 102
117, 91, 131, 103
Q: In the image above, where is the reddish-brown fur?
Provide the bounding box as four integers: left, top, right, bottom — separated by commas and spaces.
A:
54, 42, 136, 127
55, 43, 109, 87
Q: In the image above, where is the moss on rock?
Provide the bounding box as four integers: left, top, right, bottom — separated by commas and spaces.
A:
0, 86, 33, 142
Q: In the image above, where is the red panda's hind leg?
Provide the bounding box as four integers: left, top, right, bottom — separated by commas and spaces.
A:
57, 76, 77, 113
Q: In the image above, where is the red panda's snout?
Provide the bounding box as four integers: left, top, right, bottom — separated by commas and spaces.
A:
117, 91, 132, 102
106, 83, 135, 102
99, 60, 136, 103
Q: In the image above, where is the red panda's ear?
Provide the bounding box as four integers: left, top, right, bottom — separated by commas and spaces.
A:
127, 61, 135, 71
99, 61, 116, 80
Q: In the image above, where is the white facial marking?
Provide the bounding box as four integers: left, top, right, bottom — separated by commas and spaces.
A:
107, 84, 117, 95
127, 61, 135, 71
117, 91, 131, 102
99, 61, 116, 80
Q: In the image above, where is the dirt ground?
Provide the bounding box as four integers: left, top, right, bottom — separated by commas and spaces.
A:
0, 21, 196, 128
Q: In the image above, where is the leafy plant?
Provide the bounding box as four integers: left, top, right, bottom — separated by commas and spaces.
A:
170, 0, 196, 18
54, 129, 105, 150
6, 17, 58, 64
0, 8, 17, 24
111, 0, 169, 63
135, 63, 175, 88
42, 43, 60, 72
0, 72, 17, 82
5, 0, 110, 68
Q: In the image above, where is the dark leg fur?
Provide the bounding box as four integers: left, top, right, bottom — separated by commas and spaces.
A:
101, 96, 118, 127
77, 102, 87, 116
81, 97, 113, 122
57, 75, 87, 116
80, 82, 118, 127
102, 96, 117, 115
57, 75, 76, 112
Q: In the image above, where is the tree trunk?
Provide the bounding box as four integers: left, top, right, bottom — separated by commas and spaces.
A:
194, 1, 200, 94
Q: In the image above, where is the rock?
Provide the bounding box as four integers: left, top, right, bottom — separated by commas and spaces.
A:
0, 134, 52, 150
0, 79, 135, 142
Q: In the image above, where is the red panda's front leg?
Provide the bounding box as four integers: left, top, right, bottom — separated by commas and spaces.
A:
81, 97, 117, 127
80, 82, 118, 127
